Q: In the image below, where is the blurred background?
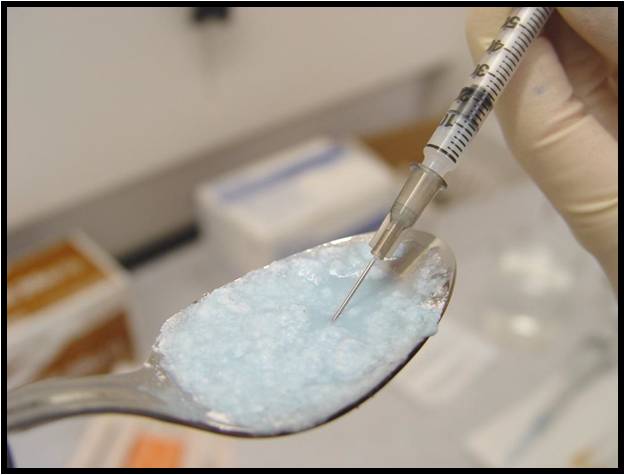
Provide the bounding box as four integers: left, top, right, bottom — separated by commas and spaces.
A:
6, 6, 618, 469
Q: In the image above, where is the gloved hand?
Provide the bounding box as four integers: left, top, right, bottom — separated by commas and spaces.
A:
465, 7, 618, 293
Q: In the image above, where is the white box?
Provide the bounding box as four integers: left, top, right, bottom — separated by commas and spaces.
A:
195, 137, 398, 272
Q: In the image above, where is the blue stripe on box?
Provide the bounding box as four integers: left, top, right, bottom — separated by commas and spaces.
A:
217, 144, 345, 203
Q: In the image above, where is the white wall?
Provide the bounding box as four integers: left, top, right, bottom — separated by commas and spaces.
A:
8, 7, 467, 231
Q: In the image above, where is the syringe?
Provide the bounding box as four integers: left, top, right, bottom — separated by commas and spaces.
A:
332, 7, 554, 321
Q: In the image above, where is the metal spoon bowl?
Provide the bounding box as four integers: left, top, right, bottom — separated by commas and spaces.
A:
7, 229, 455, 437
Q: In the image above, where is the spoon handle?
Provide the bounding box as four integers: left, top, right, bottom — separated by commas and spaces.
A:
7, 369, 165, 432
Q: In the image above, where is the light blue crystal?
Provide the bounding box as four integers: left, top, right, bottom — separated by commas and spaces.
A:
155, 239, 447, 433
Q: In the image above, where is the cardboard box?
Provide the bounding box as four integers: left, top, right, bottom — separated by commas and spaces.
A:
7, 232, 135, 388
195, 137, 398, 272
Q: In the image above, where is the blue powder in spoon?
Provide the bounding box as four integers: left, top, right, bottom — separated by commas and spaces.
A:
155, 238, 449, 433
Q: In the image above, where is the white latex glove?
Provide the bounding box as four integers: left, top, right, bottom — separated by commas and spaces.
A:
466, 7, 618, 293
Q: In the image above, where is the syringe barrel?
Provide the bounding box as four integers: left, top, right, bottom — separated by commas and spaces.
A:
423, 6, 553, 177
370, 164, 445, 259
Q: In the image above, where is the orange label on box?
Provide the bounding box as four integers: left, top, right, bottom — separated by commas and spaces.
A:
7, 240, 107, 320
123, 433, 185, 468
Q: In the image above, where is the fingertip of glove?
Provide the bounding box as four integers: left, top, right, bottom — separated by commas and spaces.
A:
465, 7, 512, 61
557, 7, 618, 67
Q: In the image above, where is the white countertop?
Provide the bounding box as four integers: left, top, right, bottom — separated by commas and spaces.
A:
9, 176, 617, 468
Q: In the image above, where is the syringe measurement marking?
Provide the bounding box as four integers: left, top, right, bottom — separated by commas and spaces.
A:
448, 140, 463, 154
517, 35, 530, 49
464, 121, 477, 134
527, 17, 540, 31
518, 30, 533, 45
425, 8, 554, 166
446, 141, 462, 156
482, 90, 496, 103
488, 73, 505, 90
527, 19, 541, 35
499, 62, 512, 78
485, 82, 501, 97
502, 57, 517, 70
515, 41, 527, 54
534, 10, 545, 21
503, 47, 521, 63
519, 21, 537, 35
433, 84, 499, 158
456, 124, 471, 142
509, 44, 524, 58
446, 109, 482, 133
455, 125, 472, 142
519, 22, 537, 36
451, 139, 467, 152
501, 61, 516, 76
425, 144, 458, 162
519, 32, 534, 46
454, 135, 467, 147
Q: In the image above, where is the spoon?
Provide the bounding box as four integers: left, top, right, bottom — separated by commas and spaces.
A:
7, 229, 455, 437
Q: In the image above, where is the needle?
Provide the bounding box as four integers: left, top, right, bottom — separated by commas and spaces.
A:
331, 257, 376, 321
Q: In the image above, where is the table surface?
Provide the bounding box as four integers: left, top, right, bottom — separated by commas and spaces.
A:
9, 177, 616, 468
